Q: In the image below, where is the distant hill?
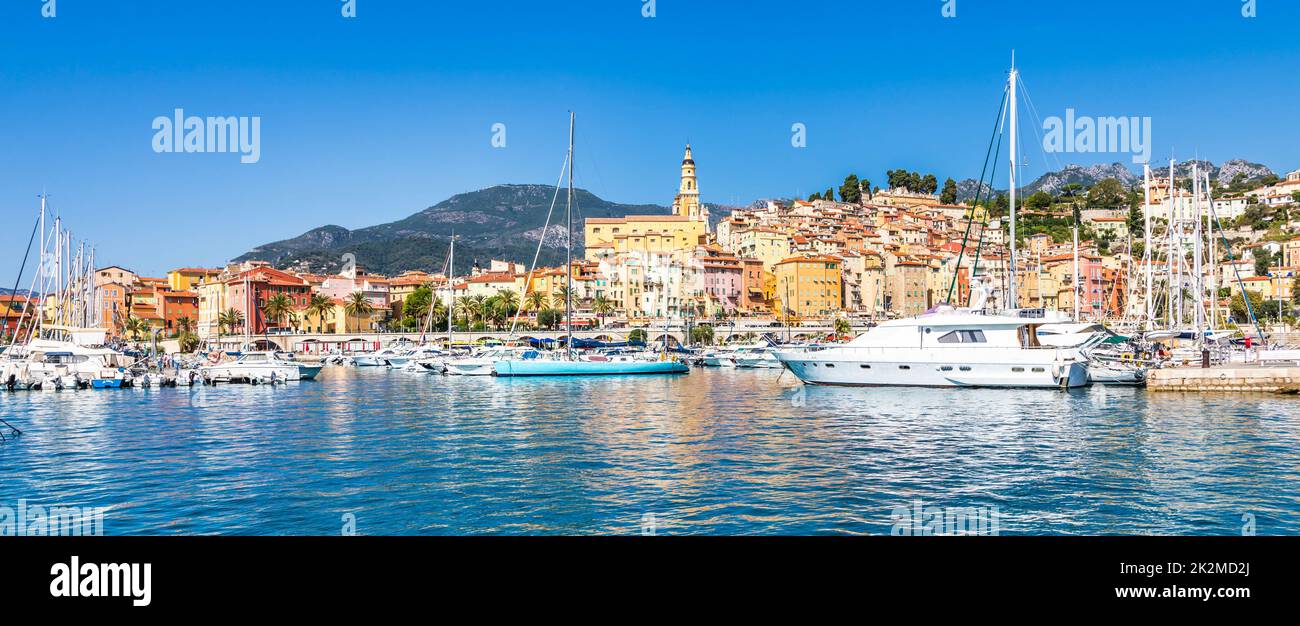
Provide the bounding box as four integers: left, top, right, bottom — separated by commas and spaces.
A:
235, 184, 668, 275
954, 159, 1276, 202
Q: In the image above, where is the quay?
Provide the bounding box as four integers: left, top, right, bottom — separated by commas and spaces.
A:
1148, 365, 1300, 393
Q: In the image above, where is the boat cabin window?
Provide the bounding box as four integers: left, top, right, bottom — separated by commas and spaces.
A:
242, 353, 267, 362
936, 330, 987, 344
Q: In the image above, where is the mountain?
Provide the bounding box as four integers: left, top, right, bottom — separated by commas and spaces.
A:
954, 159, 1277, 201
234, 184, 668, 275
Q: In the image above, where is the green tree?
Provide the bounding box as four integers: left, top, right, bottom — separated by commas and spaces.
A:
1127, 203, 1144, 237
524, 289, 549, 313
344, 291, 375, 332
690, 324, 714, 346
174, 316, 199, 352
1025, 191, 1053, 210
403, 285, 434, 323
536, 308, 562, 330
1087, 178, 1126, 207
833, 317, 852, 337
262, 293, 294, 330
218, 308, 244, 336
591, 295, 614, 328
839, 174, 862, 204
939, 178, 958, 204
304, 294, 333, 333
628, 328, 648, 343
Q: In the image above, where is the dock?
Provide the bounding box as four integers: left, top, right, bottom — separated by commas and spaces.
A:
1148, 365, 1300, 393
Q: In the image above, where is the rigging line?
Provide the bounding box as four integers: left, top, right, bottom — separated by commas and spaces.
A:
4, 214, 42, 350
1206, 183, 1265, 343
945, 83, 1009, 304
967, 87, 1011, 297
418, 239, 454, 342
507, 150, 571, 338
1016, 73, 1064, 174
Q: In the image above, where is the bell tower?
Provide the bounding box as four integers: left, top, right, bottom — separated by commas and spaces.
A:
672, 144, 706, 222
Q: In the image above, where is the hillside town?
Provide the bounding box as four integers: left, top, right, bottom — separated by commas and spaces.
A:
6, 147, 1300, 350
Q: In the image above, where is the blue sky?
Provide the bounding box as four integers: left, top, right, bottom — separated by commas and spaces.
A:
1, 0, 1296, 276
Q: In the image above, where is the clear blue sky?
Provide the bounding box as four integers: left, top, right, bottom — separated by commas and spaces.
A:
1, 0, 1295, 277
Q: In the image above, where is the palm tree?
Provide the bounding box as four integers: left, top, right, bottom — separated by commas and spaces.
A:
495, 288, 519, 323
304, 294, 334, 333
454, 296, 474, 329
218, 308, 245, 336
262, 293, 294, 331
123, 315, 145, 343
591, 295, 613, 328
552, 286, 573, 310
525, 289, 549, 313
833, 317, 852, 340
344, 291, 374, 333
174, 316, 199, 352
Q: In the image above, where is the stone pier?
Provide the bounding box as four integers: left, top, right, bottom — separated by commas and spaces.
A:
1147, 366, 1300, 393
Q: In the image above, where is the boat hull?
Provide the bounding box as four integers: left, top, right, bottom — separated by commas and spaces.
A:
775, 349, 1088, 388
493, 360, 689, 376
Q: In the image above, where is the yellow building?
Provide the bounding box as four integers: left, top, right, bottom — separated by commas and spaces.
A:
773, 255, 842, 318
167, 267, 222, 292
583, 144, 709, 261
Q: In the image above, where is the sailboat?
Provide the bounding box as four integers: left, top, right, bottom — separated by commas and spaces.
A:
492, 113, 688, 377
2, 195, 135, 390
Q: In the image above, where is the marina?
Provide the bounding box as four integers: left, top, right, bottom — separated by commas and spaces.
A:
4, 365, 1300, 535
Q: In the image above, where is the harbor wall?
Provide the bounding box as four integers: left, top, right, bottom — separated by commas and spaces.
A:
1148, 366, 1300, 393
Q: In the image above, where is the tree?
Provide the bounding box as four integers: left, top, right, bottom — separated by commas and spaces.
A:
262, 293, 294, 330
536, 308, 562, 330
218, 308, 244, 336
552, 286, 572, 310
920, 173, 938, 195
833, 318, 852, 338
1025, 191, 1053, 210
1254, 250, 1275, 277
1087, 178, 1126, 207
124, 315, 146, 343
304, 294, 333, 333
690, 324, 714, 346
808, 191, 822, 201
344, 291, 374, 332
495, 288, 519, 320
524, 289, 549, 313
1127, 204, 1144, 237
628, 328, 648, 344
939, 178, 958, 204
839, 174, 862, 204
591, 295, 614, 327
174, 316, 199, 352
403, 286, 434, 324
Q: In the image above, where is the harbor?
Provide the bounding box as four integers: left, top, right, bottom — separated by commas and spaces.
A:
5, 365, 1300, 535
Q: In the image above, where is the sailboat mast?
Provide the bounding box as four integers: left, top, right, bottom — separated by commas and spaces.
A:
447, 234, 454, 349
565, 111, 574, 359
1143, 164, 1153, 330
1007, 57, 1019, 310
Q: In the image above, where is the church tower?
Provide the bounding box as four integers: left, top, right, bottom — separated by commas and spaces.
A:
672, 144, 707, 222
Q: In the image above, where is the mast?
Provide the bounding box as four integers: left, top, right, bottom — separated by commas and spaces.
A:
1073, 212, 1080, 322
1007, 55, 1019, 310
1205, 173, 1217, 330
1142, 164, 1153, 330
1192, 162, 1204, 338
565, 111, 574, 359
447, 233, 454, 349
1169, 159, 1180, 329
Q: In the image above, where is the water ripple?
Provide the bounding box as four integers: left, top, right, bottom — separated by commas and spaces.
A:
2, 368, 1300, 535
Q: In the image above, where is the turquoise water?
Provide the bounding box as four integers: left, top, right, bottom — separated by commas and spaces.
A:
2, 366, 1299, 535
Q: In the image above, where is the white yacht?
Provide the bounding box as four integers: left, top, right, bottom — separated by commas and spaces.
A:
774, 307, 1089, 388
200, 351, 322, 382
731, 346, 782, 369
4, 336, 133, 389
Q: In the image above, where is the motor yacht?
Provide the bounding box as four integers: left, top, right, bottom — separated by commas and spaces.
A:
774, 307, 1089, 388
